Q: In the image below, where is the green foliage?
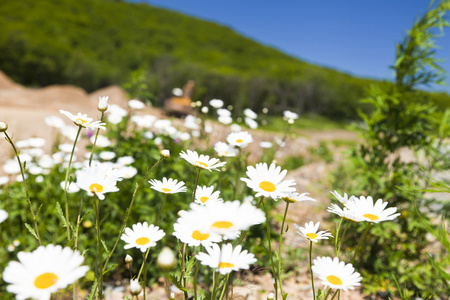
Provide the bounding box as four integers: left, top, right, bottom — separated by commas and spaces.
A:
332, 0, 450, 298
1, 0, 449, 119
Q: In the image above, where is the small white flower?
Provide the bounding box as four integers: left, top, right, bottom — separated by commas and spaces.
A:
75, 162, 121, 200
128, 99, 145, 110
259, 141, 273, 149
282, 192, 316, 203
44, 116, 65, 129
121, 222, 165, 252
0, 209, 8, 223
327, 204, 364, 223
172, 87, 183, 97
227, 131, 253, 148
107, 113, 124, 125
60, 181, 80, 193
148, 177, 187, 194
98, 96, 109, 111
217, 108, 231, 117
245, 117, 258, 129
129, 279, 142, 295
118, 166, 138, 179
180, 150, 226, 172
214, 142, 238, 157
243, 108, 258, 119
283, 110, 299, 120
196, 243, 256, 275
0, 176, 9, 185
312, 257, 362, 291
125, 254, 133, 264
59, 110, 105, 130
241, 162, 296, 200
331, 190, 356, 205
294, 221, 333, 243
209, 99, 224, 108
218, 115, 233, 125
160, 149, 170, 158
108, 104, 128, 117
195, 185, 223, 205
117, 156, 135, 166
99, 151, 116, 161
344, 196, 401, 223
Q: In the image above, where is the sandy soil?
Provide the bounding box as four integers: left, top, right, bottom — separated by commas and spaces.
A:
0, 71, 364, 299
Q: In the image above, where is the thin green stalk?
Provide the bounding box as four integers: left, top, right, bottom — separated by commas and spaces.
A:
179, 243, 188, 300
336, 222, 350, 257
211, 268, 217, 300
192, 168, 201, 202
219, 274, 230, 300
351, 223, 372, 264
143, 252, 147, 300
63, 126, 82, 242
93, 196, 103, 300
263, 201, 278, 300
156, 194, 168, 225
329, 290, 339, 300
309, 241, 315, 300
89, 111, 105, 166
137, 248, 152, 280
102, 157, 164, 273
193, 245, 203, 300
4, 131, 42, 245
277, 202, 289, 298
232, 148, 242, 200
334, 218, 343, 255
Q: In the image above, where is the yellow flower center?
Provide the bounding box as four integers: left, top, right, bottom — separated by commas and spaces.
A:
218, 262, 235, 269
161, 188, 172, 193
136, 237, 150, 245
212, 221, 233, 229
259, 181, 276, 192
236, 139, 243, 143
34, 272, 58, 289
196, 161, 208, 168
363, 213, 379, 221
192, 230, 210, 241
75, 118, 88, 126
306, 233, 318, 239
200, 196, 209, 203
326, 275, 343, 285
89, 183, 104, 193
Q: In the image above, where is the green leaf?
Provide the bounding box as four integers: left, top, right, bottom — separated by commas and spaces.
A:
24, 223, 39, 241
103, 264, 118, 275
55, 202, 68, 228
101, 239, 110, 255
168, 274, 188, 292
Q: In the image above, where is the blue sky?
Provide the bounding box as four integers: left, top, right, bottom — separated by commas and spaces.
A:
130, 0, 450, 92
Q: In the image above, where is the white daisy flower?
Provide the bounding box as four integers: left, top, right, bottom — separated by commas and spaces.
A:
196, 243, 256, 275
230, 124, 242, 132
0, 176, 9, 185
59, 143, 78, 153
294, 221, 333, 243
108, 104, 128, 117
227, 131, 253, 148
243, 108, 258, 119
118, 166, 138, 179
99, 151, 116, 161
331, 190, 356, 205
91, 135, 111, 147
128, 99, 145, 110
195, 185, 223, 205
245, 117, 258, 129
173, 217, 222, 247
183, 201, 265, 239
45, 116, 65, 129
107, 113, 123, 125
60, 181, 80, 193
209, 99, 224, 108
3, 244, 88, 300
59, 110, 105, 130
0, 209, 8, 223
241, 162, 296, 200
172, 87, 183, 97
282, 192, 316, 203
131, 115, 156, 128
283, 110, 299, 120
218, 115, 233, 125
75, 162, 121, 200
344, 196, 401, 223
312, 257, 362, 291
214, 142, 238, 157
259, 141, 273, 149
179, 150, 226, 172
121, 222, 165, 252
217, 108, 231, 117
327, 204, 364, 223
148, 177, 187, 194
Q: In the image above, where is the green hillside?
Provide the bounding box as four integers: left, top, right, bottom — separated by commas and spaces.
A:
0, 0, 448, 119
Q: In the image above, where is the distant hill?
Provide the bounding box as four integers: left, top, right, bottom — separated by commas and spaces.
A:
0, 0, 448, 119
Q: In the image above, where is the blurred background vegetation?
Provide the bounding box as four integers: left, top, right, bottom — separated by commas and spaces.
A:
1, 0, 449, 120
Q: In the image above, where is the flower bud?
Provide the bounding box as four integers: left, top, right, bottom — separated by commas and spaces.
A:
98, 96, 109, 112
267, 292, 275, 300
201, 106, 209, 114
170, 292, 175, 300
157, 247, 176, 270
129, 279, 142, 296
160, 149, 170, 158
0, 121, 8, 132
125, 254, 133, 264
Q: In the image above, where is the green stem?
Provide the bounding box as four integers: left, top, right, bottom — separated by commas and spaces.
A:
179, 243, 188, 300
102, 158, 164, 273
143, 252, 147, 300
263, 201, 278, 300
192, 168, 201, 202
309, 241, 315, 300
89, 112, 104, 166
94, 196, 103, 300
232, 148, 242, 200
211, 268, 217, 300
156, 194, 168, 226
137, 248, 152, 281
329, 289, 339, 300
277, 202, 289, 298
351, 223, 372, 264
337, 222, 350, 257
334, 218, 343, 256
4, 131, 42, 245
219, 273, 230, 300
193, 245, 203, 300
63, 126, 82, 242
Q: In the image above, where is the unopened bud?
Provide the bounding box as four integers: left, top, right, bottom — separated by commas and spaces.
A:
201, 106, 209, 114
287, 118, 294, 124
98, 96, 109, 112
0, 121, 8, 132
267, 292, 275, 300
160, 149, 170, 158
157, 247, 176, 270
125, 254, 133, 264
170, 292, 175, 300
130, 279, 142, 295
